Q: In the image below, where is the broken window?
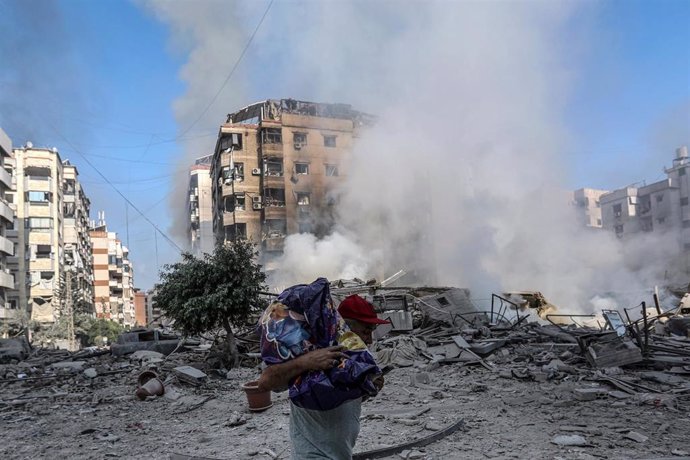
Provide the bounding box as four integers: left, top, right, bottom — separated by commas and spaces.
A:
28, 191, 50, 204
656, 194, 663, 202
222, 163, 244, 183
264, 188, 286, 206
219, 133, 243, 151
296, 192, 310, 206
641, 219, 653, 232
325, 164, 339, 177
225, 223, 247, 241
264, 219, 286, 238
597, 218, 602, 226
682, 197, 689, 206
615, 224, 624, 234
437, 296, 450, 306
64, 179, 75, 194
262, 128, 282, 144
40, 271, 54, 281
657, 217, 666, 224
299, 222, 312, 234
295, 163, 309, 175
223, 196, 235, 213
293, 132, 307, 149
680, 168, 687, 177
613, 204, 622, 218
64, 202, 75, 218
323, 135, 336, 148
108, 255, 117, 265
265, 160, 283, 176
235, 194, 246, 211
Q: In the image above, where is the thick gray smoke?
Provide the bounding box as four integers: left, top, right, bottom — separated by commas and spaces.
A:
145, 1, 681, 311
138, 0, 262, 244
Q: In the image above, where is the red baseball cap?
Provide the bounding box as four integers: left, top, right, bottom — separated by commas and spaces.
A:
338, 295, 390, 325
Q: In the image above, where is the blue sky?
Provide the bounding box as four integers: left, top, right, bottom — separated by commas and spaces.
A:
0, 0, 688, 290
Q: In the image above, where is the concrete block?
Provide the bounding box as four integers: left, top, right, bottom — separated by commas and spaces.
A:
173, 366, 207, 385
573, 388, 602, 401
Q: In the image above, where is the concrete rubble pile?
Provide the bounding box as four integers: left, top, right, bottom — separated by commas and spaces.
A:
2, 281, 690, 458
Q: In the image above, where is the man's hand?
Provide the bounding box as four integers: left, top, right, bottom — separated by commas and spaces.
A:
258, 346, 346, 392
300, 346, 347, 371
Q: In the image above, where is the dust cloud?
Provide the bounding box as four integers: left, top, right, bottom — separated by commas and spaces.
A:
146, 1, 680, 312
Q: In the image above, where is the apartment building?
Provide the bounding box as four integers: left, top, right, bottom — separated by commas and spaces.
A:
188, 155, 214, 256
8, 145, 66, 323
0, 129, 16, 326
210, 99, 373, 268
90, 214, 135, 327
572, 188, 609, 228
62, 161, 94, 314
596, 146, 690, 270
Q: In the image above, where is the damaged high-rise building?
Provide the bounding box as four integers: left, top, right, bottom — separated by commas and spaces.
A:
209, 99, 374, 270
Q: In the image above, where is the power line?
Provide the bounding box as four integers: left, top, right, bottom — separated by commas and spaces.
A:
177, 0, 275, 138
42, 118, 184, 253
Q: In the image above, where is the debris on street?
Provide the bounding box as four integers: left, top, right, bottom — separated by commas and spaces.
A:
2, 279, 690, 459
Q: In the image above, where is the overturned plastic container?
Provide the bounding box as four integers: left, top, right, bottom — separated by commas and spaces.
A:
241, 380, 272, 412
135, 371, 165, 400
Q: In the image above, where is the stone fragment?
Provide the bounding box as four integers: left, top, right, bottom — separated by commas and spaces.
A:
83, 368, 98, 378
608, 391, 631, 399
672, 448, 689, 456
551, 435, 588, 446
624, 431, 648, 443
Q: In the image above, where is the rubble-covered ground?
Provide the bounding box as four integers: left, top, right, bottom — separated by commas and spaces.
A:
2, 319, 690, 460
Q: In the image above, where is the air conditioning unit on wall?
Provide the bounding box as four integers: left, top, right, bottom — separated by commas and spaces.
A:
252, 202, 262, 210
252, 168, 261, 176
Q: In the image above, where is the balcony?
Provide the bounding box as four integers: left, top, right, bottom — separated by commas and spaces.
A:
0, 200, 13, 223
263, 205, 286, 220
260, 143, 283, 157
263, 175, 285, 188
0, 235, 13, 256
0, 270, 14, 290
0, 168, 11, 190
25, 177, 52, 192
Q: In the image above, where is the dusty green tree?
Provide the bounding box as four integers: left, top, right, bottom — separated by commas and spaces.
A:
154, 239, 266, 367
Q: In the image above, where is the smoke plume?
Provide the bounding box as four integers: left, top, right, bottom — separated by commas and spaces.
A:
145, 1, 682, 311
